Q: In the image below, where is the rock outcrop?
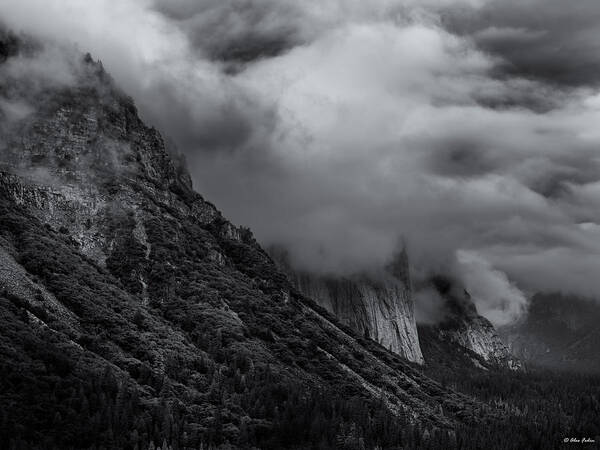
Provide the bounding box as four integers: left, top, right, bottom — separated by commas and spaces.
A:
0, 56, 227, 270
271, 248, 424, 364
419, 276, 521, 370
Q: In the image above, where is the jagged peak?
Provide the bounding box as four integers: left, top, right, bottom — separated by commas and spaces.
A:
0, 44, 188, 195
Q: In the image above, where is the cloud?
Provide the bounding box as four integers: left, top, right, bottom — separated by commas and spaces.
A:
0, 30, 95, 143
152, 0, 305, 64
414, 286, 448, 325
456, 250, 527, 326
2, 0, 600, 325
442, 0, 600, 87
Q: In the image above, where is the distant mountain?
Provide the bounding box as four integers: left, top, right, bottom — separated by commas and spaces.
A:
500, 292, 600, 373
418, 276, 521, 372
0, 31, 483, 449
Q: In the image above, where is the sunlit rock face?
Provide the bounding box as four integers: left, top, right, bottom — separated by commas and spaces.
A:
272, 248, 425, 364
423, 276, 521, 370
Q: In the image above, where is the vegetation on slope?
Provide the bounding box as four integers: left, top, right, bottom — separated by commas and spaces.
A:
421, 338, 600, 450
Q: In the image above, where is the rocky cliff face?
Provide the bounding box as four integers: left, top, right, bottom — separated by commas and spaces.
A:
419, 277, 521, 370
297, 272, 423, 364
0, 55, 229, 270
271, 248, 424, 364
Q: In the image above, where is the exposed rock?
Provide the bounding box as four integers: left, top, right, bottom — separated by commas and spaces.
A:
271, 247, 424, 364
0, 57, 244, 269
420, 276, 521, 370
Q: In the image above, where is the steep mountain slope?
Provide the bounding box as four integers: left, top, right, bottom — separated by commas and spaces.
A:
271, 247, 424, 364
0, 33, 485, 449
500, 292, 600, 373
272, 249, 518, 371
418, 277, 521, 371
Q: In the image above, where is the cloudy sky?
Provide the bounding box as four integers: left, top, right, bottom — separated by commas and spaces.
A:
2, 0, 600, 325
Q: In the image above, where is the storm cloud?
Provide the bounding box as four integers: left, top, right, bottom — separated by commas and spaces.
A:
442, 0, 600, 87
2, 0, 600, 326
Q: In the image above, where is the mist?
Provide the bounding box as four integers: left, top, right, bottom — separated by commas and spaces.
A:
2, 0, 600, 326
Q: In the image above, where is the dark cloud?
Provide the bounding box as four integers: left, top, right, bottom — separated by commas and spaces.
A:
134, 78, 273, 152
428, 138, 499, 177
442, 0, 600, 87
153, 0, 301, 65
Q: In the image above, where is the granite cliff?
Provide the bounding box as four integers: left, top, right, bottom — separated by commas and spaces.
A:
271, 247, 424, 364
271, 250, 519, 370
418, 276, 521, 371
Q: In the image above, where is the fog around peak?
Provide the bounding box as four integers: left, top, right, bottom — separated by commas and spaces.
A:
2, 0, 600, 325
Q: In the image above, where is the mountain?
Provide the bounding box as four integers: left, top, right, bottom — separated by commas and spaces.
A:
271, 249, 518, 371
500, 292, 600, 373
270, 247, 424, 364
417, 277, 521, 371
0, 32, 486, 449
